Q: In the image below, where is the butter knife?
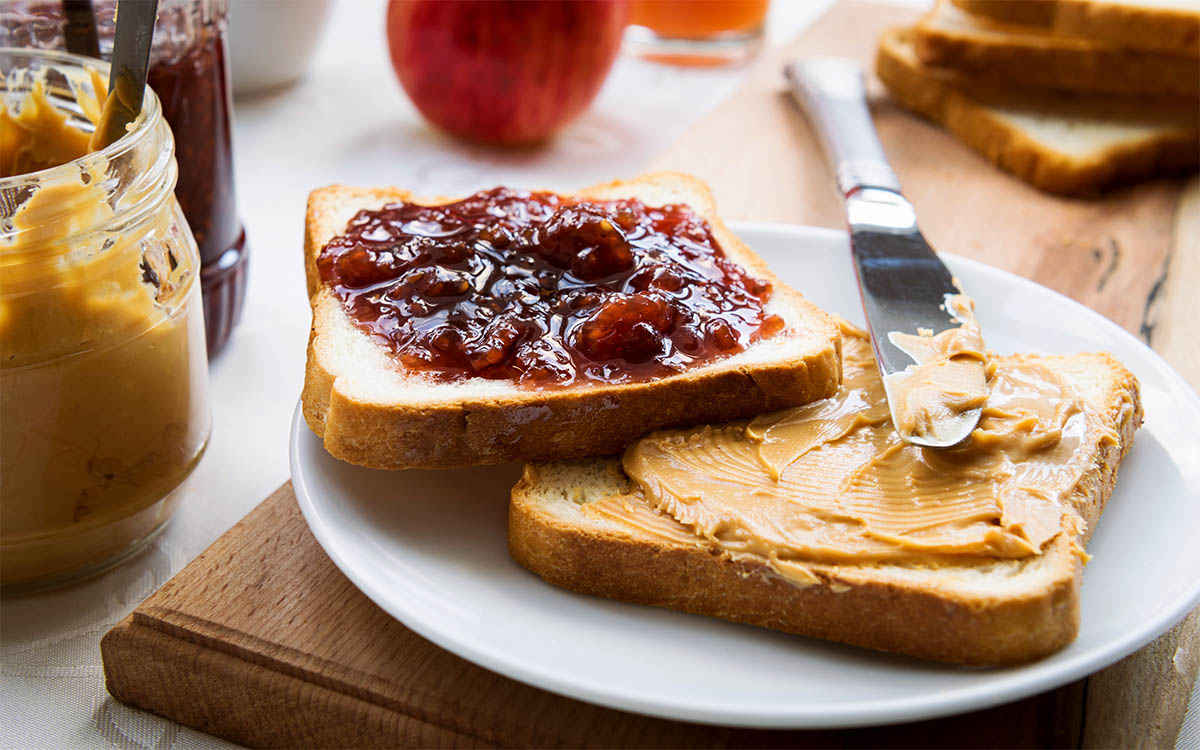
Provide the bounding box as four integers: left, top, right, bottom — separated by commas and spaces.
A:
90, 0, 159, 150
784, 58, 986, 448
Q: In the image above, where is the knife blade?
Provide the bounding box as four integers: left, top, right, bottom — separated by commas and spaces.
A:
89, 0, 159, 150
783, 58, 987, 448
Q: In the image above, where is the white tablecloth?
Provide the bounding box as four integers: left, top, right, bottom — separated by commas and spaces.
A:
1, 1, 1196, 747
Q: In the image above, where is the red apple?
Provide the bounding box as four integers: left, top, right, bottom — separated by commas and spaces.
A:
386, 0, 629, 145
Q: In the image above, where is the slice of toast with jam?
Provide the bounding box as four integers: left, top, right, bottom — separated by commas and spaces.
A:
302, 172, 842, 470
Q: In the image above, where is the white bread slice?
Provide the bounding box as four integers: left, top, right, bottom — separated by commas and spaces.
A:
509, 351, 1142, 666
951, 0, 1200, 57
302, 173, 842, 470
876, 28, 1200, 195
914, 0, 1200, 98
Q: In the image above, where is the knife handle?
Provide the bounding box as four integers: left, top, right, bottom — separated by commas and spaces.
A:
784, 58, 902, 197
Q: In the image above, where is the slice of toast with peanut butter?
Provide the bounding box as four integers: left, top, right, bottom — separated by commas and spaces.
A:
508, 325, 1142, 666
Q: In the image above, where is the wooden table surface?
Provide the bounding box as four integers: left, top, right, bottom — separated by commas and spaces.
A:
101, 2, 1200, 747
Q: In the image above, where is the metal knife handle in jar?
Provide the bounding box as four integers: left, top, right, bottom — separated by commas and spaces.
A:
783, 58, 901, 197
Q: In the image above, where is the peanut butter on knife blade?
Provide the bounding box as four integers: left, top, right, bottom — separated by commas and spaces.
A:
884, 293, 990, 445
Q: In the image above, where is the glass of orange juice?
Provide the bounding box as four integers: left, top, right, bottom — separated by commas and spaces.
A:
625, 0, 769, 66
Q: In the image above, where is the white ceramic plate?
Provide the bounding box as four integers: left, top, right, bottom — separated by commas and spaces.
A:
291, 222, 1200, 729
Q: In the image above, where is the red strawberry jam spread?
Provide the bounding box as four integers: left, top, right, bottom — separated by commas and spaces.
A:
316, 188, 785, 387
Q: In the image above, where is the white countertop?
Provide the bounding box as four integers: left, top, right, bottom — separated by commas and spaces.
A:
2, 1, 1196, 747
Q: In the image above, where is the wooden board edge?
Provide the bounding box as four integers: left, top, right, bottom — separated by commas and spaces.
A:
100, 615, 499, 749
1082, 604, 1200, 749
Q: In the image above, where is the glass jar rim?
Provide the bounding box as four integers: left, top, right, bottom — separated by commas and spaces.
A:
0, 45, 164, 190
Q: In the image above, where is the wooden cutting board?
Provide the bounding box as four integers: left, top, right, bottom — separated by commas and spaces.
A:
101, 2, 1200, 747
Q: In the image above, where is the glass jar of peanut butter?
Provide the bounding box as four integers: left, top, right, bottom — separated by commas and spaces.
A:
1, 48, 211, 591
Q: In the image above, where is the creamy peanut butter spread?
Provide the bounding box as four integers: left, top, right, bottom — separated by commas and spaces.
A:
1, 71, 105, 177
585, 325, 1118, 585
884, 294, 989, 444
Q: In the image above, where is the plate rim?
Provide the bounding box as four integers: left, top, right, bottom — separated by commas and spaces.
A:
291, 221, 1200, 729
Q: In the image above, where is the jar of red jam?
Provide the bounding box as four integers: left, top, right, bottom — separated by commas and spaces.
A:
3, 0, 248, 357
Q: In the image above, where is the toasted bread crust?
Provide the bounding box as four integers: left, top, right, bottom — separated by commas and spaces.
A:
875, 28, 1200, 195
508, 354, 1142, 665
302, 173, 842, 469
509, 503, 1080, 665
306, 337, 839, 469
951, 0, 1200, 57
915, 1, 1200, 98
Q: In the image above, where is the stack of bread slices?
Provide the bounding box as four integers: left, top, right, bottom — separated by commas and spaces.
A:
876, 0, 1199, 194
